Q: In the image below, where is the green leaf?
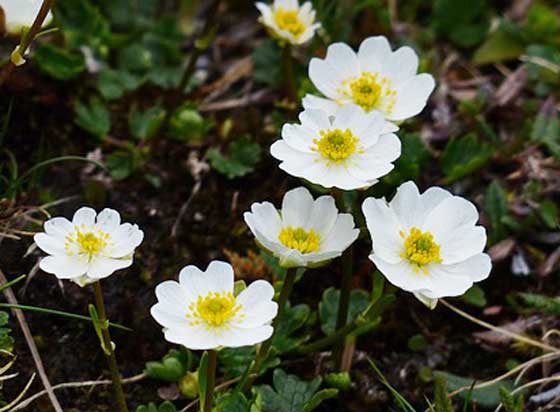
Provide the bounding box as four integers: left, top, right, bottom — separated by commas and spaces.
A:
485, 180, 509, 243
460, 285, 487, 307
435, 371, 522, 408
272, 303, 312, 354
74, 98, 111, 138
35, 43, 85, 80
440, 133, 493, 183
136, 401, 177, 412
303, 389, 338, 412
168, 104, 209, 142
519, 292, 560, 314
382, 133, 431, 186
215, 392, 251, 412
54, 0, 110, 50
407, 334, 429, 352
219, 347, 279, 379
531, 112, 560, 158
252, 39, 282, 86
252, 369, 329, 412
144, 348, 191, 382
129, 105, 166, 140
539, 200, 559, 229
433, 374, 453, 412
473, 25, 525, 65
105, 151, 134, 180
207, 137, 262, 179
98, 68, 142, 100
432, 0, 488, 47
318, 287, 369, 336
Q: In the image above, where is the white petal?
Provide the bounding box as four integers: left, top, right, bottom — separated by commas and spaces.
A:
383, 46, 419, 82
72, 207, 97, 226
298, 109, 332, 132
155, 280, 191, 310
204, 261, 235, 294
362, 198, 403, 263
270, 140, 318, 170
87, 257, 132, 279
302, 94, 339, 116
333, 105, 384, 141
413, 292, 438, 309
281, 187, 314, 228
439, 226, 487, 264
34, 233, 66, 256
235, 280, 278, 328
39, 255, 88, 279
244, 202, 283, 243
281, 124, 316, 153
164, 324, 220, 350
296, 161, 371, 190
387, 74, 435, 121
424, 196, 481, 244
96, 208, 121, 232
347, 134, 401, 181
178, 265, 212, 297
320, 214, 359, 252
306, 195, 338, 238
150, 302, 188, 330
2, 0, 53, 34
108, 223, 144, 257
370, 255, 435, 293
44, 217, 73, 239
274, 0, 298, 9
218, 325, 273, 348
357, 36, 392, 73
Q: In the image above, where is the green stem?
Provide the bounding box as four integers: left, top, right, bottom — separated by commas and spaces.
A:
282, 44, 297, 103
0, 0, 54, 87
204, 350, 218, 412
332, 247, 353, 369
242, 267, 297, 391
92, 282, 128, 412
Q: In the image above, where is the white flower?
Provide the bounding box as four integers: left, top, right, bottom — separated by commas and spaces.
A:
244, 187, 359, 268
362, 181, 491, 309
270, 104, 401, 190
303, 36, 435, 131
34, 207, 144, 286
0, 0, 53, 35
255, 0, 320, 45
150, 261, 278, 350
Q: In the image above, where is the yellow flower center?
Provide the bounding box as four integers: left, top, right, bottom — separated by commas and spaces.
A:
188, 292, 242, 327
65, 228, 110, 259
341, 72, 396, 113
400, 227, 442, 274
273, 8, 305, 38
278, 226, 321, 254
312, 128, 362, 165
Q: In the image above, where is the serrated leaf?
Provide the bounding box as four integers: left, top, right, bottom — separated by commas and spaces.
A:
216, 392, 251, 412
272, 303, 312, 354
318, 287, 369, 336
98, 67, 142, 100
35, 43, 85, 80
129, 104, 166, 140
74, 98, 111, 138
485, 180, 509, 243
207, 137, 262, 179
440, 133, 493, 183
252, 39, 282, 86
519, 292, 560, 314
460, 285, 487, 307
252, 369, 326, 412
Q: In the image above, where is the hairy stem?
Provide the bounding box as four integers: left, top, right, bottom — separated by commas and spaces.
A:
92, 282, 128, 412
204, 350, 218, 412
281, 44, 297, 102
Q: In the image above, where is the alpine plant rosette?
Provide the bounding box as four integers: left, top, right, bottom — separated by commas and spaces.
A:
270, 104, 401, 190
34, 207, 144, 286
0, 0, 53, 34
303, 36, 435, 132
244, 186, 359, 268
255, 0, 320, 45
362, 181, 491, 309
150, 261, 278, 350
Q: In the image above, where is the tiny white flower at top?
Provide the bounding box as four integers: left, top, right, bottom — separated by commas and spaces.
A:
150, 261, 278, 350
362, 181, 492, 309
0, 0, 53, 35
244, 186, 359, 268
271, 104, 401, 190
303, 36, 436, 132
255, 0, 321, 45
34, 207, 144, 286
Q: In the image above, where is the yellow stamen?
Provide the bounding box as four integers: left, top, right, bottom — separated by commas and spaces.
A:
278, 226, 321, 254
188, 292, 242, 327
65, 228, 109, 259
340, 72, 397, 113
273, 7, 305, 38
400, 227, 442, 275
312, 128, 362, 165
